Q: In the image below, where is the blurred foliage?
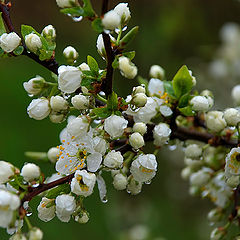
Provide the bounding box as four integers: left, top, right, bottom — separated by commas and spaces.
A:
1, 0, 240, 239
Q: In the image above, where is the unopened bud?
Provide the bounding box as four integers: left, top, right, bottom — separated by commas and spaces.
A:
132, 93, 147, 107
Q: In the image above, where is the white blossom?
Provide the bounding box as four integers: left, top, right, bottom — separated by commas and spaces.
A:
79, 62, 90, 71
49, 112, 65, 123
181, 167, 192, 180
149, 65, 165, 80
0, 32, 21, 53
118, 56, 138, 79
205, 111, 227, 132
58, 65, 82, 94
232, 85, 240, 105
114, 3, 131, 25
153, 123, 171, 146
113, 173, 127, 190
127, 177, 142, 195
148, 78, 164, 97
23, 76, 45, 95
103, 150, 123, 168
225, 147, 240, 178
0, 161, 14, 184
133, 122, 147, 135
42, 25, 56, 39
96, 34, 106, 58
25, 33, 42, 53
104, 115, 128, 139
29, 227, 43, 240
47, 147, 60, 163
66, 115, 89, 139
63, 46, 78, 60
190, 96, 211, 112
56, 0, 76, 8
37, 197, 55, 222
0, 190, 20, 228
130, 154, 157, 182
21, 163, 40, 182
129, 132, 145, 149
93, 136, 108, 155
50, 96, 68, 112
190, 168, 212, 187
71, 170, 96, 197
27, 98, 50, 120
159, 105, 173, 117
55, 194, 76, 222
71, 94, 89, 110
102, 10, 121, 30
224, 108, 240, 126
185, 144, 202, 158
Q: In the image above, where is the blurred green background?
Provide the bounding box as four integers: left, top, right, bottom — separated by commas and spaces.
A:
1, 0, 240, 239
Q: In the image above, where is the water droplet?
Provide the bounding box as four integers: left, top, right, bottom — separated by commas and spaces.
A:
99, 91, 105, 96
28, 94, 34, 97
101, 196, 108, 203
26, 205, 33, 216
32, 183, 39, 187
115, 28, 120, 34
104, 30, 110, 34
126, 189, 131, 194
122, 26, 128, 31
94, 120, 101, 125
72, 16, 83, 22
145, 180, 152, 185
26, 212, 32, 217
168, 145, 177, 151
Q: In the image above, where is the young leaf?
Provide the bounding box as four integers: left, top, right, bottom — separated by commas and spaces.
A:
87, 55, 99, 76
112, 56, 119, 69
0, 12, 6, 35
107, 92, 118, 111
123, 51, 136, 60
172, 65, 193, 99
82, 0, 95, 18
120, 26, 139, 48
45, 184, 71, 199
92, 107, 111, 119
92, 18, 103, 33
13, 46, 24, 56
178, 106, 195, 116
178, 93, 191, 108
60, 7, 85, 16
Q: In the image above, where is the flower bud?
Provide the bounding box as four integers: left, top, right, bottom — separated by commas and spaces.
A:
29, 227, 43, 240
133, 122, 147, 135
206, 111, 227, 132
102, 10, 121, 30
47, 147, 60, 163
153, 123, 171, 146
127, 177, 142, 195
104, 115, 128, 139
190, 96, 211, 112
71, 94, 89, 110
103, 150, 123, 168
27, 98, 50, 120
67, 116, 89, 138
185, 144, 202, 158
224, 108, 240, 126
0, 161, 15, 184
132, 93, 147, 107
132, 85, 146, 94
129, 132, 145, 149
113, 173, 128, 190
21, 163, 40, 182
210, 227, 225, 240
49, 112, 65, 123
50, 96, 68, 112
0, 32, 21, 52
118, 56, 138, 79
41, 25, 56, 39
96, 34, 106, 58
181, 167, 192, 180
10, 233, 27, 240
63, 46, 78, 62
207, 208, 223, 223
79, 62, 90, 71
226, 175, 240, 188
25, 33, 42, 53
75, 211, 89, 224
23, 76, 45, 95
114, 3, 131, 26
56, 0, 77, 8
149, 65, 165, 80
232, 85, 240, 105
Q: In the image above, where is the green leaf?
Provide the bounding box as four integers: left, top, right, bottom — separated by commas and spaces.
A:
13, 46, 24, 56
0, 12, 6, 35
39, 49, 54, 61
123, 51, 135, 60
163, 81, 176, 99
107, 92, 118, 112
60, 7, 85, 16
120, 26, 139, 48
81, 77, 95, 89
112, 56, 119, 69
87, 55, 99, 76
82, 0, 95, 17
172, 65, 193, 99
178, 93, 191, 108
92, 107, 111, 118
91, 18, 103, 33
178, 106, 195, 116
137, 76, 148, 88
45, 184, 71, 199
0, 47, 4, 57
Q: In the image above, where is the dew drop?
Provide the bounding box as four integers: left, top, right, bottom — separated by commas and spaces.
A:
122, 26, 128, 31
32, 183, 39, 187
104, 29, 110, 34
101, 196, 108, 203
145, 180, 152, 185
168, 145, 177, 151
94, 119, 101, 125
72, 16, 83, 22
28, 94, 34, 97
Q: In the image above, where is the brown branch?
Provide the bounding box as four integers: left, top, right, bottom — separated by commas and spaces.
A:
0, 2, 59, 75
